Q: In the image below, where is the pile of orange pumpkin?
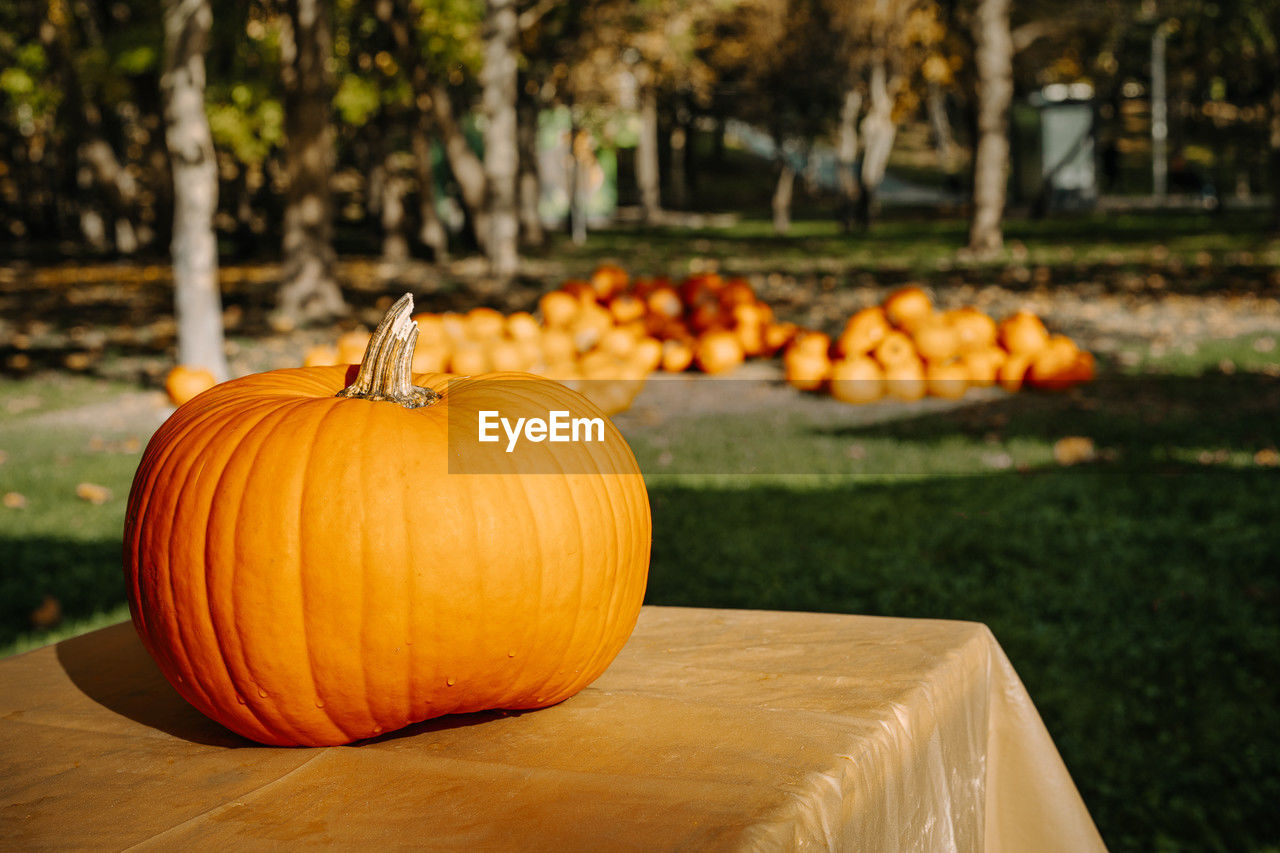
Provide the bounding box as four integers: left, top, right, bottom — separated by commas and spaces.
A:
300, 264, 798, 414
293, 266, 1092, 415
783, 285, 1094, 403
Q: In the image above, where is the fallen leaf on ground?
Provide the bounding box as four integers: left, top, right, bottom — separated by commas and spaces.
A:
3, 491, 26, 509
1053, 436, 1097, 466
76, 482, 112, 505
30, 595, 61, 630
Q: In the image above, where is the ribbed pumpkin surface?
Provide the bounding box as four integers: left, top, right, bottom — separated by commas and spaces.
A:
124, 367, 651, 746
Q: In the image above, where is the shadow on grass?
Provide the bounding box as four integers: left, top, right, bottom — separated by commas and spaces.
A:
645, 465, 1280, 852
0, 536, 126, 649
808, 372, 1280, 466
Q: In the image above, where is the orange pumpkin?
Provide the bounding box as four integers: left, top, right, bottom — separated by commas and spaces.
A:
829, 356, 884, 404
884, 359, 927, 401
945, 308, 998, 353
911, 315, 960, 364
998, 351, 1035, 392
631, 337, 664, 373
836, 307, 890, 356
959, 346, 1007, 387
784, 343, 832, 391
449, 341, 490, 375
411, 342, 450, 374
608, 293, 646, 325
539, 291, 580, 328
660, 338, 695, 373
883, 286, 933, 331
762, 321, 799, 355
926, 360, 969, 400
505, 311, 542, 342
694, 330, 745, 375
337, 330, 373, 364
998, 311, 1050, 355
124, 295, 651, 747
590, 263, 629, 300
165, 365, 218, 406
1028, 336, 1085, 390
645, 286, 684, 320
303, 345, 339, 368
872, 330, 918, 369
466, 307, 506, 340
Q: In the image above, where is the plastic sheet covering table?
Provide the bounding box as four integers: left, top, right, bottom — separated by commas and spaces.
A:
0, 606, 1105, 851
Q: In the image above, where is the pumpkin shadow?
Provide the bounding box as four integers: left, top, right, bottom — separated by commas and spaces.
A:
55, 622, 251, 748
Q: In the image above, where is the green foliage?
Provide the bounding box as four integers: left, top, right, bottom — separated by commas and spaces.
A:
207, 84, 284, 165
333, 74, 383, 127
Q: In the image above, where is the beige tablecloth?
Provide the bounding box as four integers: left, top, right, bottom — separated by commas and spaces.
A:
0, 606, 1104, 851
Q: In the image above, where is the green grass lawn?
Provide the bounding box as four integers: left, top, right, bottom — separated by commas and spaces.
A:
2, 308, 1278, 848
530, 208, 1280, 285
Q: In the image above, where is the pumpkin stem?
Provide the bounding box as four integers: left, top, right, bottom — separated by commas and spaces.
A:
336, 293, 440, 409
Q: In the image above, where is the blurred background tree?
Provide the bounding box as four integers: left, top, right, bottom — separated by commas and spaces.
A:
1, 0, 1279, 336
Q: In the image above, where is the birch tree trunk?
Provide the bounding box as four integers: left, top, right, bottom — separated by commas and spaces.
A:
968, 0, 1013, 255
636, 84, 662, 223
277, 0, 346, 326
482, 0, 519, 279
857, 61, 897, 229
161, 0, 229, 381
837, 87, 862, 233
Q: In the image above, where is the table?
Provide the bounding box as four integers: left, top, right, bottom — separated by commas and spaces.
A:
0, 606, 1105, 851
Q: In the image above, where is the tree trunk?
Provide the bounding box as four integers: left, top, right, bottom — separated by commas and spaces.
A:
968, 0, 1013, 255
431, 82, 490, 250
636, 83, 662, 223
772, 161, 795, 234
927, 82, 954, 165
837, 87, 862, 233
670, 127, 688, 210
40, 5, 139, 254
412, 115, 450, 261
857, 62, 897, 230
1270, 84, 1280, 231
569, 128, 589, 245
278, 0, 346, 326
387, 0, 449, 261
161, 0, 229, 381
517, 87, 544, 247
481, 0, 519, 279
381, 149, 410, 264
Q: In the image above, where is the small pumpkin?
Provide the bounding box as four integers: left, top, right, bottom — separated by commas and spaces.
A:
694, 329, 745, 375
884, 359, 927, 401
165, 365, 218, 406
910, 315, 960, 364
926, 360, 969, 400
836, 307, 890, 357
660, 338, 695, 373
998, 311, 1050, 355
124, 295, 651, 747
883, 286, 933, 331
829, 356, 884, 404
872, 330, 918, 369
945, 308, 998, 353
539, 291, 580, 328
784, 340, 832, 391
